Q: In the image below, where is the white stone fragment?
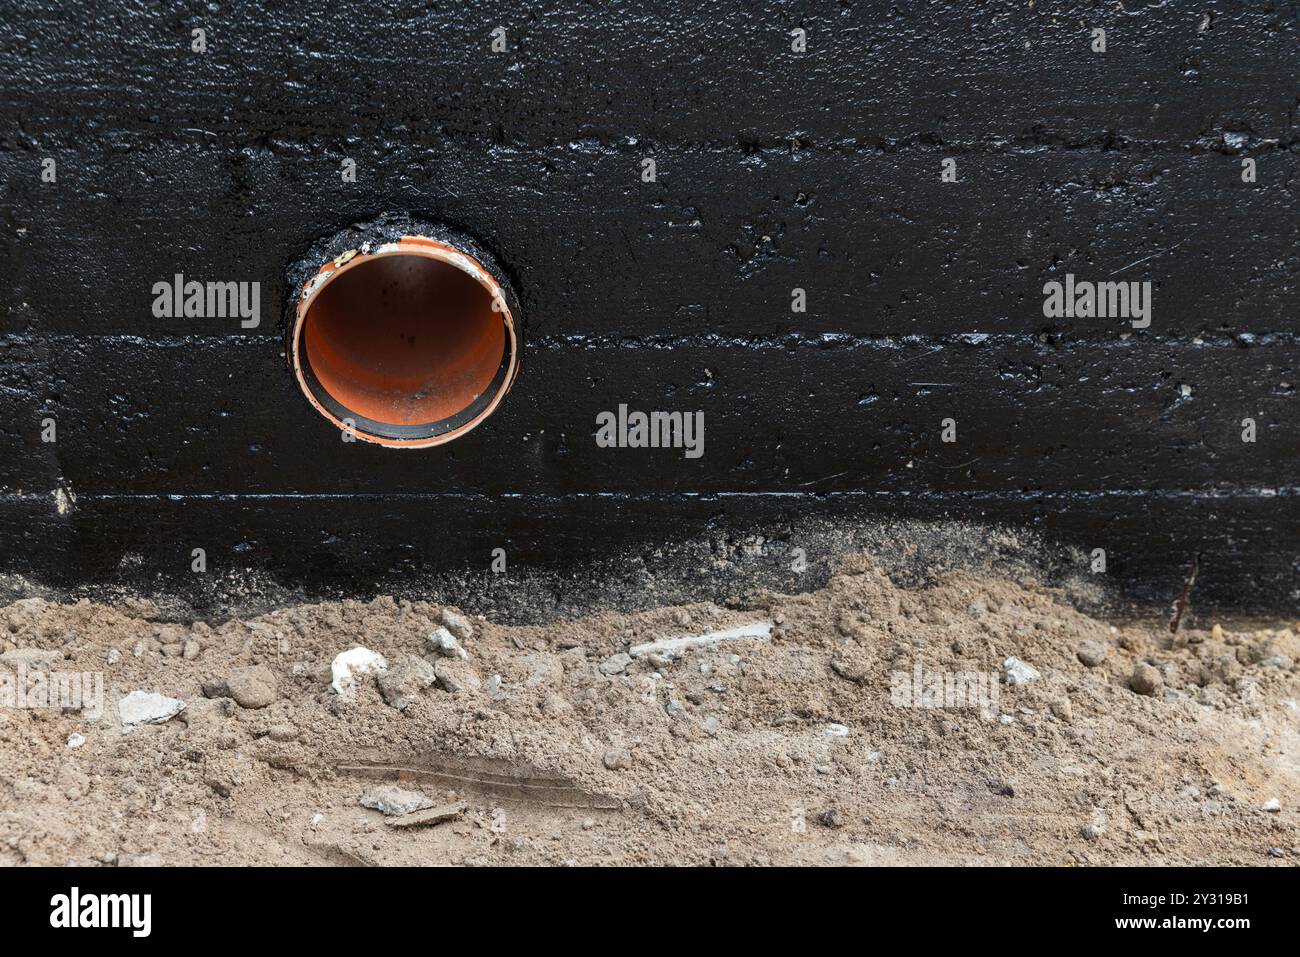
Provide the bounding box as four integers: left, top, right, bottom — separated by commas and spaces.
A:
330, 647, 389, 697
629, 621, 773, 659
360, 784, 433, 817
118, 690, 185, 734
1002, 657, 1041, 687
439, 608, 474, 641
600, 653, 632, 675
428, 627, 468, 659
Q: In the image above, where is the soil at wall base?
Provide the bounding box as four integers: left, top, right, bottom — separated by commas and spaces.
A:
1, 547, 1297, 866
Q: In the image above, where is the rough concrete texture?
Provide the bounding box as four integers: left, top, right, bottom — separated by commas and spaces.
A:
0, 2, 1297, 612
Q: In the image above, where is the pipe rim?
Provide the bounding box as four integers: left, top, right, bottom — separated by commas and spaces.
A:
289, 235, 520, 449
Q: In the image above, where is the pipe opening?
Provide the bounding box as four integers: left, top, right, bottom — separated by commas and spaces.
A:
290, 236, 518, 448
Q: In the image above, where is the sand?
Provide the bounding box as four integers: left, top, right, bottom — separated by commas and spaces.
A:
1, 554, 1297, 866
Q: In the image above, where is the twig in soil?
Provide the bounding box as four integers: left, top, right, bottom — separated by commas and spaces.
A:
1168, 553, 1200, 633
338, 756, 623, 810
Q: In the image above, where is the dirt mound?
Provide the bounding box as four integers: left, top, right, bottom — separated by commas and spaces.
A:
1, 556, 1297, 865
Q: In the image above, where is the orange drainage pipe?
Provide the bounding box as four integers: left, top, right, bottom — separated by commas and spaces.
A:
288, 230, 521, 448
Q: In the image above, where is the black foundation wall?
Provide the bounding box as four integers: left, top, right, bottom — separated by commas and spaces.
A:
1, 1, 1297, 613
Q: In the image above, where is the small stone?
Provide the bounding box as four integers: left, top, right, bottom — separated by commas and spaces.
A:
600, 652, 633, 675
428, 627, 468, 659
817, 808, 844, 828
118, 690, 185, 733
1050, 697, 1074, 722
434, 659, 481, 695
999, 714, 1014, 725
106, 648, 122, 665
67, 732, 86, 748
1002, 657, 1040, 686
1131, 663, 1163, 696
703, 715, 722, 735
201, 677, 229, 698
1260, 655, 1292, 669
359, 784, 434, 817
825, 723, 850, 737
1267, 846, 1286, 858
268, 723, 299, 741
1211, 623, 1224, 641
225, 665, 277, 709
1262, 798, 1281, 812
439, 608, 474, 641
830, 656, 869, 683
377, 655, 436, 711
486, 674, 506, 701
603, 747, 632, 770
160, 643, 183, 658
1083, 823, 1105, 842
182, 638, 201, 660
1076, 642, 1107, 667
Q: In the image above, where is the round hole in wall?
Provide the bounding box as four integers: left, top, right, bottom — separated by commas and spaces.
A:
289, 236, 519, 448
